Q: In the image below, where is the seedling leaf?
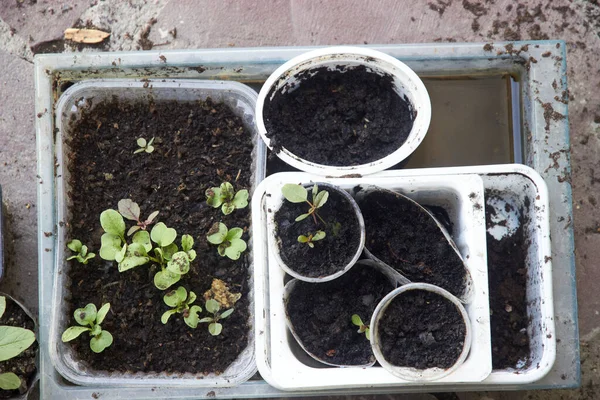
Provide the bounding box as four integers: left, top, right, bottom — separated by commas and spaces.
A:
151, 222, 177, 247
220, 308, 234, 319
0, 296, 5, 319
67, 239, 82, 252
295, 213, 310, 222
132, 230, 152, 252
0, 372, 21, 390
75, 304, 97, 326
205, 299, 220, 314
154, 270, 181, 290
224, 239, 246, 260
184, 305, 202, 328
100, 209, 125, 237
232, 189, 249, 208
227, 227, 243, 240
207, 222, 228, 244
167, 252, 190, 275
314, 190, 329, 208
0, 327, 36, 361
208, 323, 222, 336
90, 330, 113, 353
96, 303, 111, 325
181, 234, 193, 252
161, 309, 177, 324
118, 199, 140, 221
282, 184, 307, 203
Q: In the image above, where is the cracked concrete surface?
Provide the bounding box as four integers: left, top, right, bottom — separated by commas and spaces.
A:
0, 0, 599, 399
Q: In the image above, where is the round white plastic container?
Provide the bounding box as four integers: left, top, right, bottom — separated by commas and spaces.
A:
255, 46, 431, 177
370, 283, 472, 382
270, 182, 365, 283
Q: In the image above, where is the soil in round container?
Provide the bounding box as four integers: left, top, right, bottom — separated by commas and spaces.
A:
65, 96, 254, 375
378, 289, 466, 369
485, 191, 531, 369
286, 264, 394, 366
356, 188, 467, 298
0, 297, 37, 399
264, 66, 415, 166
274, 185, 361, 278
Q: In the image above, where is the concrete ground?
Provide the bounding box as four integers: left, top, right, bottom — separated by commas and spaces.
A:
0, 0, 599, 399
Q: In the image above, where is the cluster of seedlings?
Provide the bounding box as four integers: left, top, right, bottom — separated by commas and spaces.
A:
63, 162, 250, 352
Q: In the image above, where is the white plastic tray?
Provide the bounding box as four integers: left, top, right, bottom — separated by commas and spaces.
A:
372, 165, 555, 384
253, 172, 492, 390
49, 79, 265, 387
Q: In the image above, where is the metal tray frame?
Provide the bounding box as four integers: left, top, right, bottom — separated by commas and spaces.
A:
34, 41, 577, 398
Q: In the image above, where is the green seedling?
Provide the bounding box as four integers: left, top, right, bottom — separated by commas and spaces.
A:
118, 198, 159, 236
199, 299, 234, 336
206, 222, 247, 260
161, 286, 202, 329
0, 296, 36, 390
99, 200, 196, 290
62, 303, 113, 353
134, 137, 155, 154
281, 183, 329, 225
351, 314, 370, 340
297, 230, 326, 248
206, 182, 249, 215
67, 239, 95, 264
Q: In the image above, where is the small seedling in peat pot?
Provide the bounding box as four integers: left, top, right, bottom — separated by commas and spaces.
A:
281, 183, 329, 225
351, 314, 371, 340
0, 296, 36, 390
206, 222, 247, 260
297, 230, 326, 248
62, 303, 113, 353
206, 182, 249, 215
134, 137, 155, 154
199, 299, 234, 336
118, 198, 159, 236
161, 286, 202, 329
67, 239, 95, 264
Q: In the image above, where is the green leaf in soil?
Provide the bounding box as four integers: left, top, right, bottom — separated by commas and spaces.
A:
205, 299, 220, 314
232, 189, 249, 209
206, 187, 224, 208
281, 184, 307, 203
96, 303, 111, 325
0, 296, 5, 320
90, 330, 113, 353
220, 308, 234, 319
0, 326, 36, 361
154, 270, 181, 290
224, 238, 247, 260
118, 199, 140, 221
221, 202, 235, 215
161, 309, 177, 324
226, 227, 243, 241
314, 190, 329, 208
67, 239, 82, 252
181, 234, 194, 252
208, 322, 223, 336
100, 209, 125, 237
184, 305, 202, 329
74, 304, 97, 326
0, 372, 21, 390
99, 233, 123, 261
132, 230, 152, 252
166, 252, 190, 275
61, 326, 91, 342
150, 222, 177, 247
207, 222, 228, 244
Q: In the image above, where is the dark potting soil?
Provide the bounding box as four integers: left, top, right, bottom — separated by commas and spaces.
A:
263, 66, 415, 166
485, 192, 531, 369
65, 96, 254, 375
274, 185, 361, 278
286, 264, 394, 366
0, 297, 37, 399
378, 290, 466, 369
356, 188, 467, 298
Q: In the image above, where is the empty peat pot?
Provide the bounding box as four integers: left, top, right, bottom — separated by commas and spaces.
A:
284, 261, 396, 367
370, 283, 471, 381
271, 182, 365, 282
355, 185, 473, 302
256, 46, 431, 177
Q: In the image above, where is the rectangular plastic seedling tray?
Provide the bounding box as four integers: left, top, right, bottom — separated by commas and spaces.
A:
253, 172, 491, 390
49, 79, 265, 388
35, 41, 577, 399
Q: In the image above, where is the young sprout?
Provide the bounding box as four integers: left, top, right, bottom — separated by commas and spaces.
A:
199, 299, 234, 336
206, 182, 249, 215
161, 286, 202, 329
0, 296, 36, 390
297, 230, 326, 248
134, 137, 155, 154
118, 198, 159, 236
67, 239, 96, 264
62, 303, 113, 353
206, 222, 247, 260
281, 183, 329, 225
351, 314, 370, 340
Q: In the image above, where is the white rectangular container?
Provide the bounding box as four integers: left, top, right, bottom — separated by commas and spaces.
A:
374, 165, 556, 384
49, 79, 265, 387
253, 172, 492, 391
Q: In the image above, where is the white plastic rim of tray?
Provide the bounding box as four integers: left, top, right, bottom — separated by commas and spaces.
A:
49, 79, 263, 387
255, 46, 431, 177
253, 172, 491, 391
370, 164, 555, 384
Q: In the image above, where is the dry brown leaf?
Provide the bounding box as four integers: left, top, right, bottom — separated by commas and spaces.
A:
64, 28, 110, 44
